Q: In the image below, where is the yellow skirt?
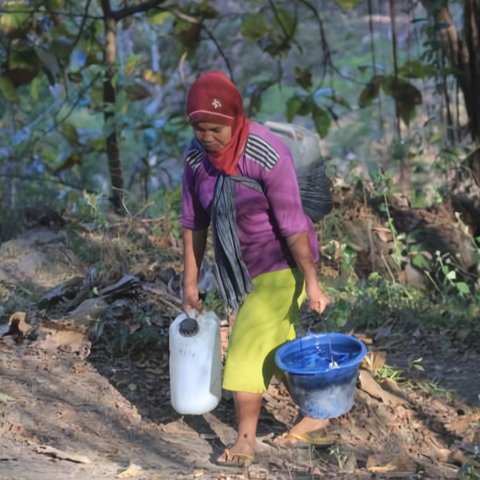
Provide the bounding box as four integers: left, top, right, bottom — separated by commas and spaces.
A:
222, 268, 306, 393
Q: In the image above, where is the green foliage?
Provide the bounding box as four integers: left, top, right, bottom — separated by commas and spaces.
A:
424, 249, 476, 300
0, 1, 478, 353
263, 6, 297, 56
334, 0, 359, 12
200, 290, 225, 316
146, 185, 182, 241
320, 232, 480, 344
0, 280, 41, 312
398, 60, 436, 79
93, 305, 167, 358
0, 77, 20, 102
240, 5, 298, 57
0, 3, 31, 35
375, 364, 405, 383
358, 74, 422, 125
147, 11, 174, 26
285, 93, 332, 137
323, 271, 424, 332
460, 461, 480, 480
0, 0, 466, 212
240, 13, 268, 41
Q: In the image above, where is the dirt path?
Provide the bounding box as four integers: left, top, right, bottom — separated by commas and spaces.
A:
1, 331, 479, 480
0, 338, 337, 480
0, 227, 479, 479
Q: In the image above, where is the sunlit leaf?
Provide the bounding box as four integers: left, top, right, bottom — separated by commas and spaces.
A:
148, 11, 174, 26
446, 270, 457, 280
0, 76, 19, 102
411, 253, 430, 270
124, 54, 143, 76
142, 69, 167, 84
334, 0, 358, 11
455, 282, 470, 295
29, 75, 44, 101
240, 13, 268, 41
0, 4, 31, 35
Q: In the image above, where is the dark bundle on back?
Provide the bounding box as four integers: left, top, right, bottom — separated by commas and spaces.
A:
297, 160, 333, 223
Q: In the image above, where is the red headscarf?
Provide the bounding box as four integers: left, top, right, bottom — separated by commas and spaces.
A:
186, 71, 250, 175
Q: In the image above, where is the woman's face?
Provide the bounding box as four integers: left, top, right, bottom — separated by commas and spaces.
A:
192, 122, 232, 152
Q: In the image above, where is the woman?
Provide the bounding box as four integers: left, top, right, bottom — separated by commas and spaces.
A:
180, 70, 331, 465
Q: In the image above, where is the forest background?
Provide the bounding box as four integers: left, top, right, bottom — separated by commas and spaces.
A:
0, 0, 480, 479
1, 0, 479, 341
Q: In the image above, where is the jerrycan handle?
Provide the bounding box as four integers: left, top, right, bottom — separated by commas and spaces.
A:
179, 317, 199, 336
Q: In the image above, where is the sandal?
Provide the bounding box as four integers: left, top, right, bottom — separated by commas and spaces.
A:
216, 448, 254, 467
274, 431, 339, 449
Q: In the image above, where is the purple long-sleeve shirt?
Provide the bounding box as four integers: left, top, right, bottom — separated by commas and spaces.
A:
181, 121, 319, 279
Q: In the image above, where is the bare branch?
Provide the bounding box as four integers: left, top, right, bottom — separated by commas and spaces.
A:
0, 173, 99, 195
267, 0, 302, 53
0, 8, 102, 19
171, 8, 200, 24
201, 25, 233, 80
50, 73, 102, 134
98, 0, 111, 18
70, 0, 94, 52
298, 0, 364, 85
110, 0, 169, 21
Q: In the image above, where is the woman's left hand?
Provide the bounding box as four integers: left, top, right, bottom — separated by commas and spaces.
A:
306, 282, 331, 314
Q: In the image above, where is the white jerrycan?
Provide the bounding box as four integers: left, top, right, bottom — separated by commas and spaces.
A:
169, 310, 223, 415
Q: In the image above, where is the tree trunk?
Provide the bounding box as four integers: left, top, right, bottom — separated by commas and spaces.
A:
101, 3, 125, 213
438, 1, 480, 187
98, 0, 168, 212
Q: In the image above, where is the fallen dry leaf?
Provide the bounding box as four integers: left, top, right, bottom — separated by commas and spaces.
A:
36, 445, 91, 464
0, 393, 15, 404
361, 350, 387, 374
117, 463, 144, 478
8, 312, 31, 336
447, 412, 480, 435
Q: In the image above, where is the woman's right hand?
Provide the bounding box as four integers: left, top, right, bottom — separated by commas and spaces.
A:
182, 228, 208, 315
182, 285, 203, 315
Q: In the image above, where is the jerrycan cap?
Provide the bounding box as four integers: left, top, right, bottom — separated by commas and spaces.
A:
179, 316, 199, 337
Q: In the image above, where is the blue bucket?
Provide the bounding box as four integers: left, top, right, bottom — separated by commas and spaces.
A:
275, 333, 367, 419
